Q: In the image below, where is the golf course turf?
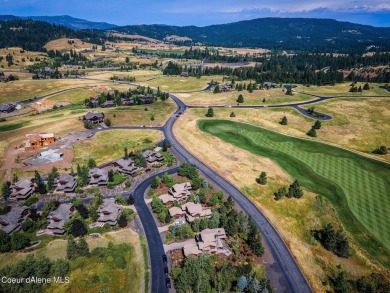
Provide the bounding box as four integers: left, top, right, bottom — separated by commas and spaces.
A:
198, 119, 390, 267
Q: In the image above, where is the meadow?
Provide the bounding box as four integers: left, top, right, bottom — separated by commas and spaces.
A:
72, 129, 163, 168
198, 119, 390, 267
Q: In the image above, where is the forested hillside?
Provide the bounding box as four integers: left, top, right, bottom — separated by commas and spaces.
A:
0, 19, 104, 51
114, 18, 390, 52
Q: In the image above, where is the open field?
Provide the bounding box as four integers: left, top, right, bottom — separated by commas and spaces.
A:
198, 119, 390, 266
296, 82, 390, 96
0, 78, 110, 104
140, 75, 224, 92
173, 114, 388, 292
72, 129, 163, 167
0, 47, 48, 69
44, 38, 101, 52
0, 229, 145, 293
176, 88, 313, 106
85, 69, 163, 81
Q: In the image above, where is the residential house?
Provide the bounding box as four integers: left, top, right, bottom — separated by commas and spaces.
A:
46, 203, 74, 235
168, 206, 186, 219
121, 98, 135, 106
97, 198, 123, 226
82, 112, 104, 124
139, 95, 154, 104
112, 158, 139, 176
0, 103, 16, 113
159, 193, 175, 205
24, 133, 56, 151
101, 101, 116, 108
219, 84, 232, 92
180, 72, 189, 77
183, 228, 230, 257
89, 168, 108, 186
263, 82, 278, 89
142, 149, 164, 164
181, 202, 212, 223
54, 174, 77, 193
0, 206, 29, 234
9, 179, 35, 201
168, 182, 192, 201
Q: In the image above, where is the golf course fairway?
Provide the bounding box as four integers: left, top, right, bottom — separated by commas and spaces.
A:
198, 119, 390, 267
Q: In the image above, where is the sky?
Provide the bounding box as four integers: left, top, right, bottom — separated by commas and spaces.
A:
1, 0, 390, 27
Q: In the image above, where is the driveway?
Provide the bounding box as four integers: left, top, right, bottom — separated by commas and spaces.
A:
164, 239, 195, 253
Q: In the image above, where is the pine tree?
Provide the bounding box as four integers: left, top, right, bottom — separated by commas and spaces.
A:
237, 94, 244, 104
12, 173, 18, 183
118, 214, 128, 227
307, 127, 317, 137
230, 112, 236, 117
363, 83, 370, 90
124, 147, 129, 159
314, 120, 322, 129
34, 170, 46, 194
274, 186, 287, 200
213, 85, 221, 93
1, 181, 11, 199
256, 172, 267, 185
77, 237, 90, 257
205, 107, 214, 117
287, 180, 304, 198
280, 116, 288, 125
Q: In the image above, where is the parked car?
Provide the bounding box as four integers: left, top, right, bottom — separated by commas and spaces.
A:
165, 278, 171, 288
164, 266, 169, 275
162, 254, 167, 264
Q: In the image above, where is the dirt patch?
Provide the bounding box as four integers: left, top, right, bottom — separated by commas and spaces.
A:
30, 99, 70, 112
90, 85, 113, 92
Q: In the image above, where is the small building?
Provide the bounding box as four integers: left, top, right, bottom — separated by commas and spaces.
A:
47, 203, 75, 235
97, 198, 123, 226
101, 101, 116, 108
139, 95, 154, 104
0, 103, 17, 113
82, 112, 104, 124
183, 228, 230, 257
121, 98, 135, 106
142, 150, 164, 164
112, 158, 139, 176
159, 193, 175, 206
89, 168, 108, 186
54, 174, 77, 193
0, 206, 29, 234
263, 82, 278, 89
168, 206, 186, 219
9, 179, 35, 201
180, 72, 189, 77
24, 133, 56, 151
169, 182, 192, 201
181, 202, 212, 223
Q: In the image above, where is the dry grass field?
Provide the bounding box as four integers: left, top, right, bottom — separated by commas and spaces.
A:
0, 78, 110, 104
176, 89, 313, 106
141, 75, 224, 92
173, 110, 389, 292
0, 229, 145, 293
86, 69, 162, 81
44, 38, 100, 52
0, 47, 48, 69
72, 129, 163, 167
296, 82, 390, 96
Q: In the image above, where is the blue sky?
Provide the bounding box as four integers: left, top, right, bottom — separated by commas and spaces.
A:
1, 0, 390, 27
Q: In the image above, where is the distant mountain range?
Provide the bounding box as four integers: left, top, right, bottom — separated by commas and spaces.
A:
0, 15, 117, 30
113, 18, 390, 52
1, 15, 390, 52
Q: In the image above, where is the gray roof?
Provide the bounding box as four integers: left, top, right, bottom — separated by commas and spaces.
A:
0, 206, 29, 234
83, 112, 104, 120
47, 203, 74, 232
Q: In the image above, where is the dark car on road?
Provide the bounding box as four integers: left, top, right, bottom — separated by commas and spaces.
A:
164, 266, 169, 275
162, 254, 167, 263
166, 278, 171, 288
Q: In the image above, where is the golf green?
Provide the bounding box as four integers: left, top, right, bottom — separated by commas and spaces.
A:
198, 119, 390, 266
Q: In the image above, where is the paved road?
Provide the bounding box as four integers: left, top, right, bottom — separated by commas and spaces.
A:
124, 167, 179, 293
165, 94, 312, 293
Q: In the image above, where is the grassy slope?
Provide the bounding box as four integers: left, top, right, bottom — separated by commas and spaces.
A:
198, 119, 390, 268
72, 129, 163, 167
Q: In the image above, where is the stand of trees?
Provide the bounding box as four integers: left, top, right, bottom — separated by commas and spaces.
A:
312, 223, 350, 258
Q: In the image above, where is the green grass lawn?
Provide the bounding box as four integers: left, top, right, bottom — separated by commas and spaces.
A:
198, 119, 390, 267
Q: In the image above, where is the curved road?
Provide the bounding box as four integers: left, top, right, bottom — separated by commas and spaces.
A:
165, 94, 312, 293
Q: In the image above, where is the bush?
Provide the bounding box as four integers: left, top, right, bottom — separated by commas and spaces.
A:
373, 145, 388, 155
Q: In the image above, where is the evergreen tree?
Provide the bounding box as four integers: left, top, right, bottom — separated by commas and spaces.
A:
373, 145, 388, 155
87, 158, 96, 169
108, 169, 114, 182
77, 237, 90, 257
34, 170, 46, 194
124, 147, 129, 159
307, 127, 317, 137
256, 172, 267, 185
280, 116, 288, 125
151, 176, 161, 189
118, 214, 128, 227
274, 186, 287, 200
286, 86, 293, 95
1, 181, 11, 199
230, 112, 236, 117
287, 180, 304, 198
12, 173, 18, 183
70, 219, 87, 237
213, 85, 221, 93
66, 237, 78, 260
162, 140, 169, 152
363, 83, 370, 90
237, 94, 244, 104
206, 107, 214, 117
314, 120, 322, 129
